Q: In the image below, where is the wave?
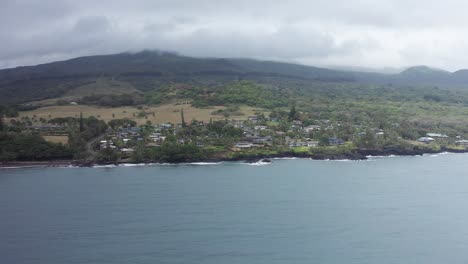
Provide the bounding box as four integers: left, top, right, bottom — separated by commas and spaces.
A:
119, 163, 151, 167
366, 155, 397, 159
245, 161, 272, 166
187, 162, 222, 165
92, 164, 119, 168
425, 152, 452, 158
145, 162, 222, 166
0, 166, 28, 169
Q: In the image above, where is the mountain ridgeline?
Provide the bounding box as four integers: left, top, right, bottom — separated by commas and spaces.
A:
1, 51, 468, 105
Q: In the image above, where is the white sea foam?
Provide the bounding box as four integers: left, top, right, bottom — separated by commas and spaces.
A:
156, 162, 221, 166
366, 155, 398, 159
120, 163, 149, 167
366, 155, 387, 158
187, 162, 222, 165
245, 161, 272, 166
93, 164, 118, 168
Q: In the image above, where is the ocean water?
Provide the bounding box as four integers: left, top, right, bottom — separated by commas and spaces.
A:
1, 154, 468, 264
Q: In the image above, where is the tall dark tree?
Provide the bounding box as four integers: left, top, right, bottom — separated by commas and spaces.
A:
288, 104, 298, 121
0, 116, 4, 133
79, 112, 84, 132
181, 108, 186, 127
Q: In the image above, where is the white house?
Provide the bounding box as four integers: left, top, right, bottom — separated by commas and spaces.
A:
235, 142, 253, 148
426, 133, 448, 138
417, 137, 435, 143
455, 140, 468, 147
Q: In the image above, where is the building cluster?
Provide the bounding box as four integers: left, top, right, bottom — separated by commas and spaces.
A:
416, 132, 468, 147
96, 115, 352, 155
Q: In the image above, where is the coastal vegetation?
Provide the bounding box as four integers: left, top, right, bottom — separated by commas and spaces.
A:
2, 52, 468, 164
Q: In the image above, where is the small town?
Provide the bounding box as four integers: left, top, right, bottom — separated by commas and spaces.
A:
4, 105, 468, 165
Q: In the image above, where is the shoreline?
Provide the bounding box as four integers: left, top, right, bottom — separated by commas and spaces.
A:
1, 147, 466, 169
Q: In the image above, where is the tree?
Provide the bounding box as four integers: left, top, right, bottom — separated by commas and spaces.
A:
79, 112, 84, 132
97, 137, 119, 163
318, 134, 330, 146
288, 104, 298, 121
356, 128, 377, 148
108, 119, 137, 129
131, 142, 145, 163
0, 116, 4, 133
181, 108, 186, 127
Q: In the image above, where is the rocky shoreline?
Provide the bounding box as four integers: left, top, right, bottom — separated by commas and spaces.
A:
1, 147, 466, 168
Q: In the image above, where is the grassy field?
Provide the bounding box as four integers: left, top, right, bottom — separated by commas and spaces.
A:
27, 78, 141, 107
42, 135, 69, 145
64, 78, 140, 97
16, 103, 263, 125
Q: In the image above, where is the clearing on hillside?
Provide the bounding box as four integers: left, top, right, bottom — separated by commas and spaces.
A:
16, 104, 264, 125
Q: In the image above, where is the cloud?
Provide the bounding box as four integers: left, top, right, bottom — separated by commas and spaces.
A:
1, 0, 468, 71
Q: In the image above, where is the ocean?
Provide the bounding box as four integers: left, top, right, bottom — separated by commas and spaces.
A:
1, 153, 468, 263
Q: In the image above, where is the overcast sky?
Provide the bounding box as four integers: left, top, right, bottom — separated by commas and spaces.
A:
2, 0, 468, 71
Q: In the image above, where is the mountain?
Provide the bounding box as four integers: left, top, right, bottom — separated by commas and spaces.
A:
1, 51, 468, 105
386, 66, 451, 86
363, 66, 468, 88
0, 51, 355, 104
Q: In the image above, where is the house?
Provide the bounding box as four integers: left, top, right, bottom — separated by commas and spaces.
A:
318, 119, 330, 124
328, 137, 344, 145
288, 140, 318, 148
303, 125, 321, 133
248, 116, 258, 123
417, 137, 435, 143
120, 148, 135, 158
121, 148, 135, 153
455, 140, 468, 147
426, 133, 448, 138
254, 125, 268, 131
289, 141, 307, 148
232, 121, 244, 128
234, 142, 253, 148
306, 140, 319, 147
160, 123, 172, 129
100, 140, 116, 149
293, 120, 303, 126
130, 127, 141, 132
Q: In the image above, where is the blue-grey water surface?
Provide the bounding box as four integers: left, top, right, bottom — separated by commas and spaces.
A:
2, 154, 468, 264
